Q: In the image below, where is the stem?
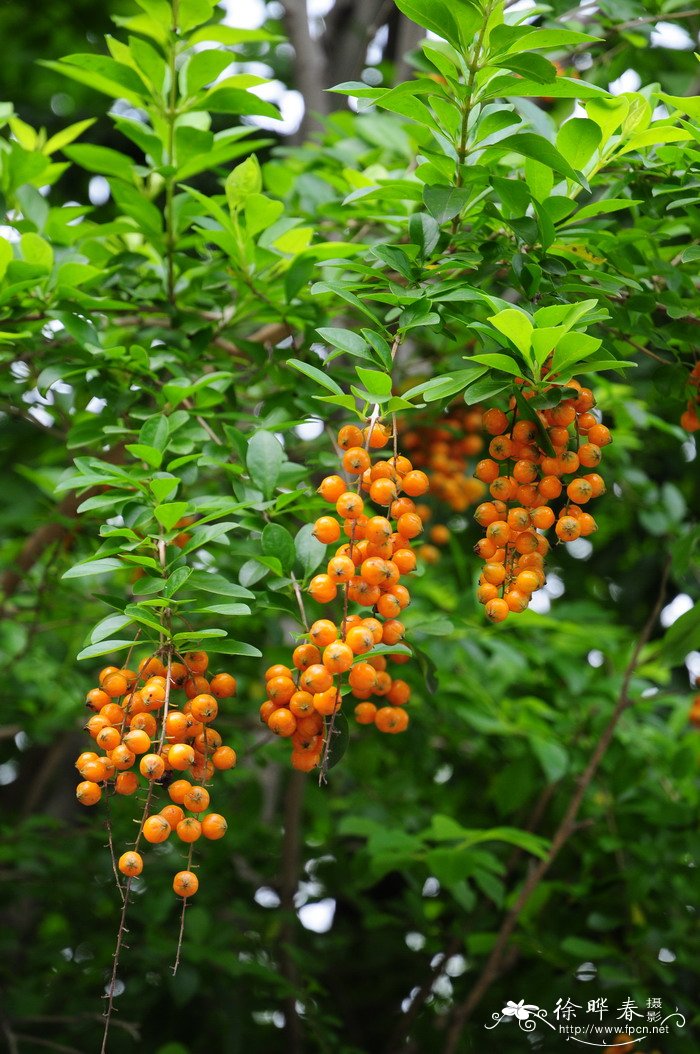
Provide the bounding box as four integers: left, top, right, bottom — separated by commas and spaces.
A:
165, 0, 180, 306
443, 557, 671, 1054
449, 2, 495, 234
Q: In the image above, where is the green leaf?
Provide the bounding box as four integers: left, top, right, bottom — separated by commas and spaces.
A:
530, 736, 569, 783
327, 711, 350, 770
355, 367, 392, 398
64, 143, 135, 182
225, 155, 262, 212
409, 212, 440, 257
178, 523, 238, 557
556, 118, 601, 170
89, 614, 132, 644
164, 567, 193, 598
63, 558, 123, 579
469, 352, 522, 376
139, 415, 169, 452
261, 523, 295, 574
188, 572, 255, 599
20, 233, 53, 272
423, 185, 471, 224
482, 75, 608, 103
154, 502, 189, 531
246, 431, 284, 498
43, 118, 97, 156
488, 133, 586, 187
76, 639, 137, 661
149, 477, 179, 502
487, 308, 533, 355
288, 358, 345, 396
203, 639, 263, 657
295, 523, 326, 579
125, 443, 163, 468
317, 328, 368, 358
393, 0, 462, 48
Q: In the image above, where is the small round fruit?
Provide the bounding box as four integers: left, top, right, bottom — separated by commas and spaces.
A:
118, 851, 143, 877
173, 870, 199, 897
202, 813, 228, 840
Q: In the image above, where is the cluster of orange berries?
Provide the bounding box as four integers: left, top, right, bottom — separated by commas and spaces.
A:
473, 379, 611, 623
680, 362, 700, 432
402, 404, 485, 514
75, 650, 237, 898
260, 418, 428, 769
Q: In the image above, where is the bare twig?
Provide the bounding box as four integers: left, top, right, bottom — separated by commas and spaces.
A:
443, 558, 672, 1053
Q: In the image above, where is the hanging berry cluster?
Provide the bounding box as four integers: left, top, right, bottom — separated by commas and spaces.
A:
473, 379, 611, 623
261, 417, 428, 773
401, 403, 485, 513
76, 650, 237, 899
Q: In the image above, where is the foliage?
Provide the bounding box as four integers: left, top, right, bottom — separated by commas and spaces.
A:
0, 1, 698, 1052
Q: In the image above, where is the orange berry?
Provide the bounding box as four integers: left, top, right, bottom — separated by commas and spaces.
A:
138, 656, 166, 679
176, 817, 202, 843
348, 662, 377, 692
168, 743, 195, 771
375, 706, 409, 733
318, 475, 346, 502
336, 492, 364, 519
555, 516, 581, 541
482, 408, 508, 435
86, 688, 110, 712
354, 702, 377, 724
143, 815, 171, 843
313, 516, 341, 544
291, 750, 321, 772
327, 555, 355, 583
338, 424, 363, 449
140, 753, 166, 780
183, 786, 210, 812
364, 421, 391, 448
587, 423, 612, 447
160, 804, 185, 828
265, 663, 292, 681
184, 675, 210, 699
485, 598, 509, 623
110, 745, 136, 771
342, 446, 371, 475
122, 729, 151, 755
322, 641, 354, 674
345, 625, 374, 655
308, 573, 338, 603
118, 851, 143, 877
583, 472, 606, 497
169, 779, 192, 804
202, 813, 228, 840
530, 506, 555, 530
313, 687, 341, 715
268, 708, 298, 737
76, 780, 102, 806
190, 693, 218, 723
184, 651, 209, 675
115, 771, 139, 795
213, 745, 237, 770
102, 672, 128, 698
401, 470, 429, 497
300, 664, 333, 694
397, 513, 422, 539
369, 478, 397, 506
289, 691, 315, 717
173, 870, 199, 897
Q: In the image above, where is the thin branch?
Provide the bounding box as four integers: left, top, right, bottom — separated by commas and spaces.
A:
443, 558, 672, 1054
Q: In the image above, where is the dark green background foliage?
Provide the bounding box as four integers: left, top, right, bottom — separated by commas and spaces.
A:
0, 1, 699, 1052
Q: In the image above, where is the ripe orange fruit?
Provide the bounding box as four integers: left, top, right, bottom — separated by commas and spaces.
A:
118, 851, 143, 877
173, 870, 199, 897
